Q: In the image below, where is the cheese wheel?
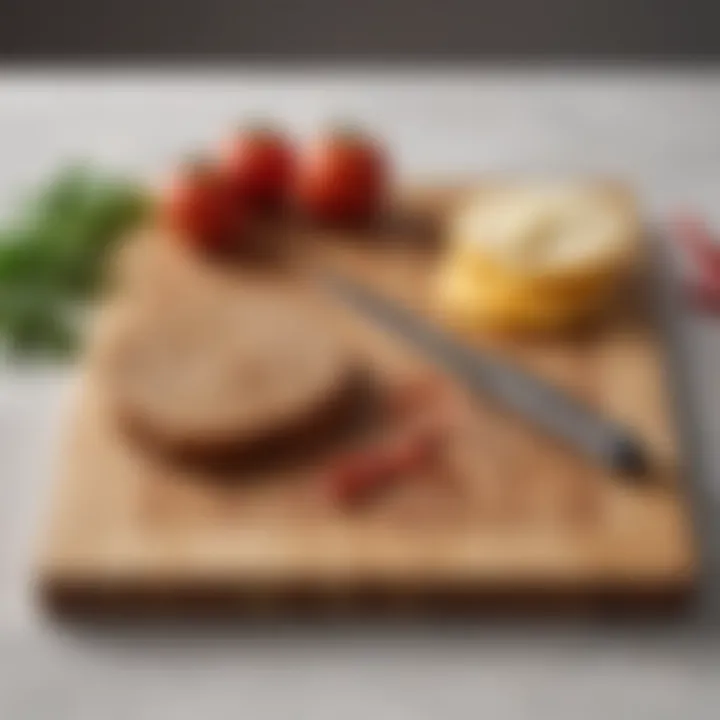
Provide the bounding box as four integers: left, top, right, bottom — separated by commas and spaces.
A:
448, 183, 639, 286
435, 261, 616, 334
435, 182, 639, 333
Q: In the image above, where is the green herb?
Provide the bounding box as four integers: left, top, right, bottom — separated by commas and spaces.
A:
0, 164, 149, 358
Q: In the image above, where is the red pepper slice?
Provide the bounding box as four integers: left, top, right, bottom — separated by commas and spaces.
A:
323, 448, 395, 507
323, 375, 454, 509
672, 213, 720, 280
685, 274, 720, 314
323, 423, 448, 509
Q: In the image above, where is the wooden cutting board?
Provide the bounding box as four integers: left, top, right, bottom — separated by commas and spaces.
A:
36, 186, 697, 615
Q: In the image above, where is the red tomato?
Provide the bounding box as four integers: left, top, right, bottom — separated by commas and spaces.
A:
161, 159, 241, 251
221, 125, 295, 209
295, 127, 388, 225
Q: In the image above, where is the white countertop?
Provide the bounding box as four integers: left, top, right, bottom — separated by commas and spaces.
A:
1, 69, 719, 719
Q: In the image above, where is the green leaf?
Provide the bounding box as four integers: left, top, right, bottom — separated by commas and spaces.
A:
32, 163, 92, 220
0, 287, 78, 357
0, 162, 149, 357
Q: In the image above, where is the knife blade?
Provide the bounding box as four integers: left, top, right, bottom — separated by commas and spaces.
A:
320, 272, 648, 476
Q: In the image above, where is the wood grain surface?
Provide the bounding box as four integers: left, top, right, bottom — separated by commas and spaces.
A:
35, 186, 697, 615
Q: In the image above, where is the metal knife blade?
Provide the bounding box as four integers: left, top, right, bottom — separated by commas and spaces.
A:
320, 272, 648, 476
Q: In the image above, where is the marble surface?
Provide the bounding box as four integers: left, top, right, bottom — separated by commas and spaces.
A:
1, 69, 720, 719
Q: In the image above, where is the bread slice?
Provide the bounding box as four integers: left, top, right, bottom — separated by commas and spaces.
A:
94, 283, 358, 461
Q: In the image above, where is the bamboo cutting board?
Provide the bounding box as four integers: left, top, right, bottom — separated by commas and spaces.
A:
36, 186, 697, 615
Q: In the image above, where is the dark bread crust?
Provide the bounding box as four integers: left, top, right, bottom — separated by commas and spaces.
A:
115, 360, 366, 468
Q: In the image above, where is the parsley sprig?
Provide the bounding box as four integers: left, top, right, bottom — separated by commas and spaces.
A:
0, 165, 149, 357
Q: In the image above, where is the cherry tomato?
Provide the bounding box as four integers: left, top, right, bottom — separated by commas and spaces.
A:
295, 127, 388, 225
161, 158, 241, 252
221, 124, 295, 210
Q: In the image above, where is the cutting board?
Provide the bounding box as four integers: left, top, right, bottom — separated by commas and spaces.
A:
36, 186, 697, 615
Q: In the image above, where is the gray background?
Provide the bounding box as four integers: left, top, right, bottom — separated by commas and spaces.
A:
0, 68, 720, 718
0, 0, 719, 60
2, 3, 720, 719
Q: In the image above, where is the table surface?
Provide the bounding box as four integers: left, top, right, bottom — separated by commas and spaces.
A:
1, 68, 720, 719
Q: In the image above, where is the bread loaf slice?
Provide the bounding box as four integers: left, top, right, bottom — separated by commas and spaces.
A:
94, 283, 358, 461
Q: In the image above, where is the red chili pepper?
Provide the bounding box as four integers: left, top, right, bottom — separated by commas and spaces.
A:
685, 274, 720, 314
323, 374, 455, 509
323, 423, 448, 509
670, 213, 720, 315
672, 213, 720, 280
323, 447, 395, 507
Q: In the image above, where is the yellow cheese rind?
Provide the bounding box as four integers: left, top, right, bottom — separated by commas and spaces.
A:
435, 261, 614, 334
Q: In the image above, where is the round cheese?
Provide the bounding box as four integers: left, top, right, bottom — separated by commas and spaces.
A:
435, 183, 638, 334
449, 183, 638, 282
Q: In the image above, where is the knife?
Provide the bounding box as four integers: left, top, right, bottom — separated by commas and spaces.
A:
320, 272, 649, 477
